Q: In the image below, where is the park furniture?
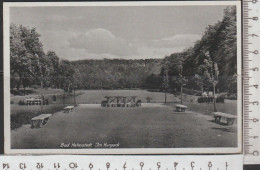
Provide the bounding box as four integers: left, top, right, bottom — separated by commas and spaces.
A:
31, 114, 52, 128
175, 104, 187, 112
64, 106, 74, 113
102, 96, 141, 107
25, 98, 42, 105
213, 112, 237, 125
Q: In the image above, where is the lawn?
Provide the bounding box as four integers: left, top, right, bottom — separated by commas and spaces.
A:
11, 104, 237, 149
10, 89, 238, 149
10, 89, 237, 130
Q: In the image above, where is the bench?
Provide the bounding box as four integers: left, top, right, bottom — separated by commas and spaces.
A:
31, 114, 52, 128
64, 106, 74, 113
213, 112, 237, 125
175, 104, 187, 112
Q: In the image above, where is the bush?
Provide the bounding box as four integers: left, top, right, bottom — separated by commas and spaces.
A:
197, 96, 225, 103
18, 100, 25, 105
31, 85, 40, 89
197, 96, 214, 103
226, 93, 237, 100
182, 88, 201, 96
43, 99, 49, 105
216, 96, 225, 103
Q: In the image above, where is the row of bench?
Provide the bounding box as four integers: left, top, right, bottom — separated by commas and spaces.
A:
31, 106, 75, 128
175, 104, 237, 126
30, 104, 237, 128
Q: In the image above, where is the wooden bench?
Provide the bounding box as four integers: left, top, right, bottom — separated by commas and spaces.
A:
31, 114, 52, 128
64, 106, 74, 113
213, 112, 237, 125
175, 104, 187, 112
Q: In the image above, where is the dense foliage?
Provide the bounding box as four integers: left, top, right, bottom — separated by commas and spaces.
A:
72, 59, 162, 89
160, 6, 237, 94
10, 24, 78, 93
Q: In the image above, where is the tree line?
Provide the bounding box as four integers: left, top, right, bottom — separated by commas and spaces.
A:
10, 24, 79, 93
157, 6, 237, 96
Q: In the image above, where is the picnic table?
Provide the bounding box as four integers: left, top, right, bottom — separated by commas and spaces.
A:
31, 114, 52, 128
25, 98, 42, 105
102, 96, 141, 107
175, 104, 187, 112
64, 106, 74, 113
213, 112, 237, 125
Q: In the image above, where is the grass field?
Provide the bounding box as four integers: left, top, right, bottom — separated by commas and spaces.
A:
11, 103, 237, 149
10, 89, 238, 149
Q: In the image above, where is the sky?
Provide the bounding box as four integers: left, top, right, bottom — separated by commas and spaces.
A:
10, 5, 231, 61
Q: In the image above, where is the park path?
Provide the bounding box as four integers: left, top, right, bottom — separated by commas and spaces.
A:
11, 104, 237, 149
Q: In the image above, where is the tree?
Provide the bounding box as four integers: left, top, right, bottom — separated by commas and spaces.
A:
59, 60, 75, 92
46, 51, 60, 88
194, 74, 204, 95
176, 65, 187, 104
203, 52, 219, 112
162, 69, 169, 104
162, 53, 188, 104
72, 68, 81, 105
10, 24, 45, 93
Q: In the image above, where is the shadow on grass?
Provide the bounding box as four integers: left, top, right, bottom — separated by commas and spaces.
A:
208, 120, 236, 132
208, 119, 229, 126
211, 127, 236, 133
171, 111, 190, 114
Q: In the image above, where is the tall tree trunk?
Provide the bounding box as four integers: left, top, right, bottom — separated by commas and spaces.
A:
73, 82, 76, 106
40, 79, 43, 112
63, 90, 65, 106
164, 90, 167, 104
16, 77, 21, 91
181, 84, 183, 104
213, 84, 217, 112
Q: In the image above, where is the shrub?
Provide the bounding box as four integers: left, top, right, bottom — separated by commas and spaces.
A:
43, 99, 49, 105
197, 97, 214, 103
31, 85, 40, 89
183, 88, 201, 96
198, 96, 225, 103
18, 100, 25, 105
216, 96, 225, 103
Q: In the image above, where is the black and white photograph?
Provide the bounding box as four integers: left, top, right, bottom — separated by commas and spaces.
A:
4, 1, 242, 154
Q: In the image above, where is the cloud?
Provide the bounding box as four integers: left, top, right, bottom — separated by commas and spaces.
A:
137, 46, 187, 59
149, 34, 201, 48
68, 28, 136, 56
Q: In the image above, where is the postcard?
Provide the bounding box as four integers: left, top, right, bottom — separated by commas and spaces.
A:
4, 1, 242, 154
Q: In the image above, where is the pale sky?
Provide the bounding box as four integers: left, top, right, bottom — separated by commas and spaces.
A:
10, 5, 232, 60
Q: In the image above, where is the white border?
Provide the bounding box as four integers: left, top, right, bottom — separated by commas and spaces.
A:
4, 1, 242, 155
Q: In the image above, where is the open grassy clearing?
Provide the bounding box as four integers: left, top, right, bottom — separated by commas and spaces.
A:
10, 90, 238, 149
10, 89, 237, 130
11, 104, 237, 149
